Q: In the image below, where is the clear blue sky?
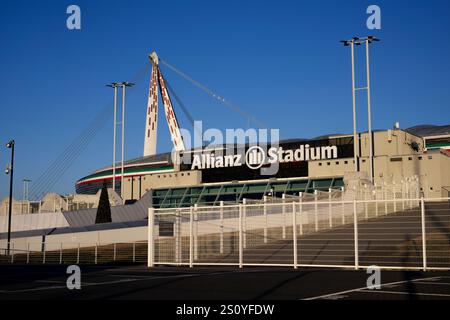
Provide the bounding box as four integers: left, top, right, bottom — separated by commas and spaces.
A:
1, 0, 450, 200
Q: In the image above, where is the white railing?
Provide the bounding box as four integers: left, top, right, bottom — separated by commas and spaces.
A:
149, 197, 450, 271
0, 242, 148, 265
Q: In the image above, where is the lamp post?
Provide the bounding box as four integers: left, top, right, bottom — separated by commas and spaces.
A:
107, 83, 120, 193
340, 36, 379, 182
5, 140, 15, 255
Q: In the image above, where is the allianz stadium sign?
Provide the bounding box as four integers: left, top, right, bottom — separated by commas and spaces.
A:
189, 144, 339, 171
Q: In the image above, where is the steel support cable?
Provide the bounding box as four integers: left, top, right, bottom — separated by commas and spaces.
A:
159, 58, 266, 129
28, 84, 124, 201
29, 114, 104, 200
164, 78, 203, 140
29, 63, 151, 200
30, 106, 112, 200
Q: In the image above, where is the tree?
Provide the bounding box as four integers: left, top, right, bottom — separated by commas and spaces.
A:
95, 184, 112, 224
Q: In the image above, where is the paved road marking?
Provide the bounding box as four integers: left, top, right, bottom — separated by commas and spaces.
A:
358, 289, 450, 298
0, 272, 231, 295
303, 276, 442, 300
412, 281, 450, 286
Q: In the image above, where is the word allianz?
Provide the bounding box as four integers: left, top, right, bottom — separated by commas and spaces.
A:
190, 144, 339, 170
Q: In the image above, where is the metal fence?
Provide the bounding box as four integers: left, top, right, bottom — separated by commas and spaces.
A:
149, 196, 450, 271
0, 242, 148, 265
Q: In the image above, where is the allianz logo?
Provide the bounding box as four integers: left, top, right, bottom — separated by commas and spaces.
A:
190, 144, 338, 170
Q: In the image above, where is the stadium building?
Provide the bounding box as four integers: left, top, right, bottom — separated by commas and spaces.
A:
73, 52, 450, 208
76, 124, 450, 208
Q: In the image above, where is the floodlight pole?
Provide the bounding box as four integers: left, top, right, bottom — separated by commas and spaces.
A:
113, 85, 118, 192
119, 82, 135, 204
121, 84, 126, 203
107, 83, 120, 194
342, 36, 379, 181
6, 140, 15, 255
365, 39, 374, 183
350, 42, 359, 172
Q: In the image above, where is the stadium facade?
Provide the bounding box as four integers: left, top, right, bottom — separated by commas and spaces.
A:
76, 124, 450, 208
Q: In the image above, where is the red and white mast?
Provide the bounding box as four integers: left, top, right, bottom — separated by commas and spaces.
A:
144, 52, 185, 157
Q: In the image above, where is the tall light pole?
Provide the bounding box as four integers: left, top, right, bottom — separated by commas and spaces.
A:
118, 82, 134, 203
5, 140, 15, 255
22, 179, 31, 214
341, 36, 379, 182
365, 36, 378, 183
107, 83, 120, 193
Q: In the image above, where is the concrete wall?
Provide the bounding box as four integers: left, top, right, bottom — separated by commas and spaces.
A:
123, 170, 201, 200
1, 226, 148, 252
0, 212, 69, 233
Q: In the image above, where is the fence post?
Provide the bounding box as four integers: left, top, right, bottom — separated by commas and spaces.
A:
59, 243, 63, 264
341, 188, 345, 225
11, 243, 14, 264
239, 204, 243, 269
77, 243, 80, 264
314, 190, 318, 232
148, 207, 155, 268
133, 242, 136, 263
364, 185, 368, 220
402, 180, 406, 211
243, 199, 247, 248
194, 204, 198, 260
282, 194, 286, 239
220, 201, 224, 254
175, 211, 180, 265
299, 193, 303, 236
374, 190, 378, 217
421, 197, 427, 271
383, 183, 388, 215
263, 196, 268, 244
42, 243, 46, 264
95, 243, 98, 265
26, 243, 30, 264
353, 200, 359, 270
393, 182, 397, 212
113, 243, 117, 262
189, 206, 194, 268
328, 188, 332, 228
292, 202, 298, 269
